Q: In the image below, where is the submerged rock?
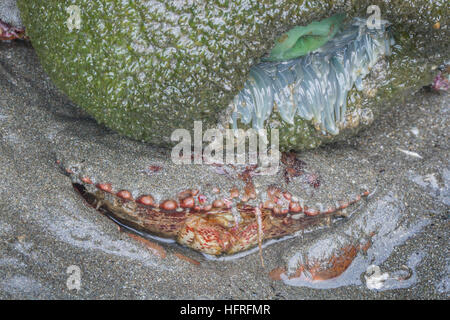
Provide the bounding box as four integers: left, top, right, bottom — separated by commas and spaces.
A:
17, 0, 448, 150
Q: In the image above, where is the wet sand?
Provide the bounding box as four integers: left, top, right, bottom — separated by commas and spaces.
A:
0, 40, 448, 299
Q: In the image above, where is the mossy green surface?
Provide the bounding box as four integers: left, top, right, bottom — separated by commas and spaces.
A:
18, 0, 448, 150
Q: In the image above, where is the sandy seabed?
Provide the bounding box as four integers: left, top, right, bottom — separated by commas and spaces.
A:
0, 40, 448, 299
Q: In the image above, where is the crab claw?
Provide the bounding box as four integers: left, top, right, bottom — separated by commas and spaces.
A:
0, 19, 27, 40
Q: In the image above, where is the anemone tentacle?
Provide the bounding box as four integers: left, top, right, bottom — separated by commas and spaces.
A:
231, 18, 394, 137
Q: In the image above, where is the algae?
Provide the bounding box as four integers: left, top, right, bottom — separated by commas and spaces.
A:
17, 0, 448, 150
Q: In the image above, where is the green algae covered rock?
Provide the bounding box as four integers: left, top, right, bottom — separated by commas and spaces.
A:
18, 0, 448, 151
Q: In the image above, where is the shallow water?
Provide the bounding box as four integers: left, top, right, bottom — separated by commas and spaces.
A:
0, 39, 448, 298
